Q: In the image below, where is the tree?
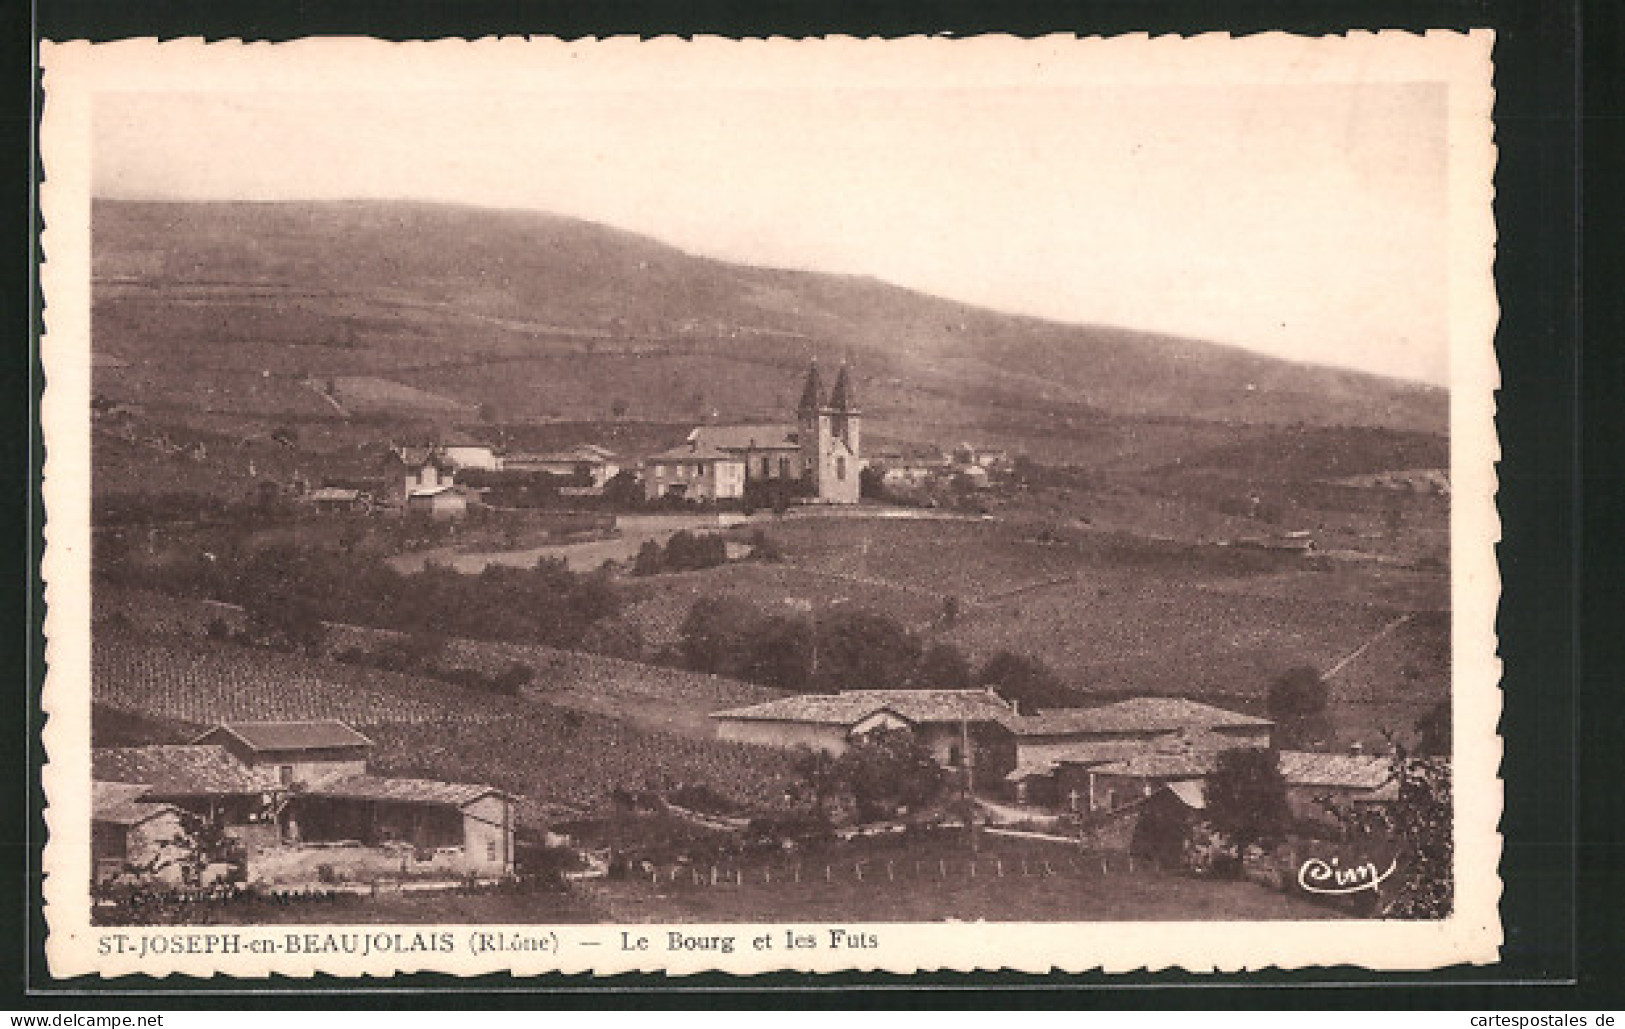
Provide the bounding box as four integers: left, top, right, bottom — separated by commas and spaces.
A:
792, 747, 842, 816
914, 642, 973, 689
1414, 699, 1451, 757
678, 595, 759, 677
1268, 666, 1329, 719
662, 530, 726, 572
813, 609, 921, 690
859, 465, 886, 500
831, 728, 946, 821
1204, 747, 1291, 862
1267, 666, 1332, 749
742, 615, 814, 689
977, 651, 1076, 713
603, 469, 644, 509
1326, 753, 1453, 918
632, 540, 664, 577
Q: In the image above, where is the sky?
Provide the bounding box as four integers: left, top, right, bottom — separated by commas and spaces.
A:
85, 41, 1455, 384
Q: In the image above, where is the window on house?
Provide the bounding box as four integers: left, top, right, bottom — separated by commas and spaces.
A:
487, 840, 498, 861
695, 464, 704, 478
836, 456, 846, 481
279, 765, 294, 786
779, 456, 791, 477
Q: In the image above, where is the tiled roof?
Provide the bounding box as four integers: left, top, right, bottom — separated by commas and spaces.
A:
94, 746, 278, 797
690, 424, 801, 452
92, 781, 178, 826
1015, 740, 1156, 770
196, 721, 374, 753
1011, 698, 1272, 737
712, 689, 1017, 727
1278, 751, 1396, 790
1085, 729, 1247, 779
1090, 750, 1219, 780
310, 774, 506, 808
647, 442, 748, 464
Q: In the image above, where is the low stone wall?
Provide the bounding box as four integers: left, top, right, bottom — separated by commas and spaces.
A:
248, 842, 488, 886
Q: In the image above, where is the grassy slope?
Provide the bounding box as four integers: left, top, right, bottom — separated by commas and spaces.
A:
92, 198, 1446, 445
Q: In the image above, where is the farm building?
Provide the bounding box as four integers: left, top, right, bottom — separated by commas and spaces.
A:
1002, 698, 1272, 811
92, 723, 516, 886
405, 484, 470, 520
1010, 697, 1274, 750
396, 446, 470, 518
504, 444, 620, 487
1277, 750, 1399, 825
191, 720, 373, 790
94, 744, 280, 832
643, 440, 747, 503
283, 775, 515, 878
438, 432, 503, 472
92, 781, 187, 885
711, 688, 1019, 786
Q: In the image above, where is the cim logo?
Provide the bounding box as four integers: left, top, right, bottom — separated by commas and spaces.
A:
1296, 853, 1399, 896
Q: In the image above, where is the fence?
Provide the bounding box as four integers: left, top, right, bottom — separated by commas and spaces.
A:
626, 852, 1160, 890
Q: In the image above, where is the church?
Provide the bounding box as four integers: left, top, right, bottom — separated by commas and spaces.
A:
645, 360, 863, 505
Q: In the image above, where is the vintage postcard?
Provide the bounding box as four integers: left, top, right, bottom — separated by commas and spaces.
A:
38, 32, 1501, 979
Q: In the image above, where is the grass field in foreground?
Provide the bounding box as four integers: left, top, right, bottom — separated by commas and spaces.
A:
588, 862, 1339, 923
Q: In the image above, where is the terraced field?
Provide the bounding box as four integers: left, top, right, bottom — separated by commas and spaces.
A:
93, 631, 482, 727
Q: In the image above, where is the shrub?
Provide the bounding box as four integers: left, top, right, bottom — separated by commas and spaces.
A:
747, 529, 783, 562
632, 540, 664, 577
1267, 666, 1329, 719
977, 651, 1078, 713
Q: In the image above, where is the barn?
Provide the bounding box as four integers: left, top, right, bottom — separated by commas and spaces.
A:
711, 689, 1019, 786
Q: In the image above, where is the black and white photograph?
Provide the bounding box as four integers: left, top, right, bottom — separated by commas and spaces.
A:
38, 33, 1501, 976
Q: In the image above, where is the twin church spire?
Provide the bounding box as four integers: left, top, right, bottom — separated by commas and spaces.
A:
798, 358, 859, 415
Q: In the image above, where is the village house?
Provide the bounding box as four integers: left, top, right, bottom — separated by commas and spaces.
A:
505, 444, 621, 488
642, 440, 747, 503
93, 721, 516, 887
399, 448, 470, 520
710, 689, 1019, 786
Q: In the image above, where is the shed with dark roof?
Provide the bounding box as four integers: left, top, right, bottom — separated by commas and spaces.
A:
290, 774, 515, 874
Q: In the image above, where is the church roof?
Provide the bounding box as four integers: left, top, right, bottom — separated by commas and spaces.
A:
691, 424, 801, 452
827, 363, 858, 411
647, 441, 746, 464
798, 362, 824, 413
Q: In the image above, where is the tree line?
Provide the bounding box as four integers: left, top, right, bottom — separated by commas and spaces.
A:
676, 594, 1082, 711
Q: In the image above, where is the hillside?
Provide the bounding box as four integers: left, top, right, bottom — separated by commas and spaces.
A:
91, 198, 1447, 460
